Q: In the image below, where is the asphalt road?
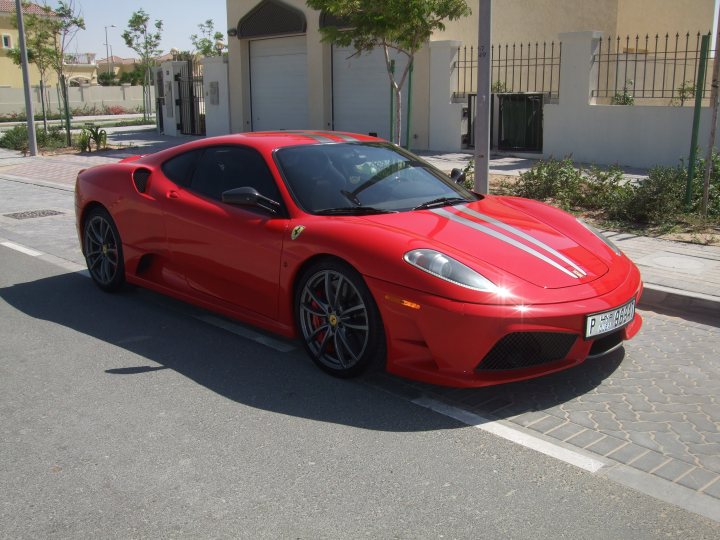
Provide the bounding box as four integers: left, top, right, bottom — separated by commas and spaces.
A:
1, 245, 719, 538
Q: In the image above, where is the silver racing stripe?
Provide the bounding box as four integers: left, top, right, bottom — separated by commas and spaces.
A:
313, 131, 360, 142
431, 208, 580, 279
283, 131, 336, 143
456, 205, 586, 276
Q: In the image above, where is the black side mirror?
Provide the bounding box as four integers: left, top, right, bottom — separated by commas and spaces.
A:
222, 187, 281, 214
450, 168, 466, 184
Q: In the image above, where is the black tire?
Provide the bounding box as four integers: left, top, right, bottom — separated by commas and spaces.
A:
295, 259, 386, 378
82, 206, 125, 292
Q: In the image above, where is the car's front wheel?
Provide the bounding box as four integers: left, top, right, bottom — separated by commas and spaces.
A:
83, 207, 125, 292
295, 260, 385, 378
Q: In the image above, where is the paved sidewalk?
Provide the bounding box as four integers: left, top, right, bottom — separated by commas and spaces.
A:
0, 131, 718, 320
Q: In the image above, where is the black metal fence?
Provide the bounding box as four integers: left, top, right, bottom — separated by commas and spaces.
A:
155, 68, 165, 133
454, 42, 562, 99
593, 32, 716, 105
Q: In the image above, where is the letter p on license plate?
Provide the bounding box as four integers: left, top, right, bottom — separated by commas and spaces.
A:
585, 299, 636, 339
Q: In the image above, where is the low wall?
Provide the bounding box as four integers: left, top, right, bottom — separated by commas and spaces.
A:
0, 85, 155, 117
544, 102, 718, 169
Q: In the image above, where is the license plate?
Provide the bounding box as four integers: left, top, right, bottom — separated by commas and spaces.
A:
585, 299, 636, 339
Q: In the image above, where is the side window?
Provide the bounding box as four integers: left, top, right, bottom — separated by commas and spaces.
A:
2, 35, 11, 49
189, 146, 280, 203
161, 149, 202, 187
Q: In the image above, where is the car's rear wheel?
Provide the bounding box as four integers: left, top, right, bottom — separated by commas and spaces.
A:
296, 260, 385, 378
83, 207, 125, 292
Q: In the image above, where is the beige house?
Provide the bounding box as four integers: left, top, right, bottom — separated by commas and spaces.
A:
436, 0, 715, 48
96, 55, 140, 79
0, 0, 97, 88
225, 0, 716, 151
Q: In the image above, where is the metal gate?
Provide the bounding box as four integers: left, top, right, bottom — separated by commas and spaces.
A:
155, 68, 164, 133
497, 93, 543, 152
175, 60, 205, 136
465, 93, 493, 149
466, 92, 543, 152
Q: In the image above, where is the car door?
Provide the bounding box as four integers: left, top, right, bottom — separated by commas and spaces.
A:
160, 145, 288, 319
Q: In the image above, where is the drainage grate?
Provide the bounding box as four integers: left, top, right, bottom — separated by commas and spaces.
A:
4, 209, 65, 220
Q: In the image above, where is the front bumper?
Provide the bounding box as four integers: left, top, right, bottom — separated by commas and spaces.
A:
366, 272, 643, 388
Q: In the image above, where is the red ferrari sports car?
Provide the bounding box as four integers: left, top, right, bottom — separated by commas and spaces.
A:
75, 131, 642, 387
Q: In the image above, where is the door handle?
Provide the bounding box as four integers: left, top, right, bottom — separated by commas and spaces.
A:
166, 190, 179, 199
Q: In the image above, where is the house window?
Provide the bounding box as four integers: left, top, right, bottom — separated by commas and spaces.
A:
2, 35, 12, 49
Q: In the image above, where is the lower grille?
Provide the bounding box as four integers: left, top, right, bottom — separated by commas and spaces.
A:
588, 330, 624, 357
476, 332, 577, 371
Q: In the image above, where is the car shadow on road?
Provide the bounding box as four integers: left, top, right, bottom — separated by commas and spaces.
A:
0, 270, 624, 431
374, 348, 626, 423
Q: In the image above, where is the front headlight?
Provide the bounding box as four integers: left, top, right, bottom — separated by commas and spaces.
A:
404, 249, 498, 292
577, 219, 622, 255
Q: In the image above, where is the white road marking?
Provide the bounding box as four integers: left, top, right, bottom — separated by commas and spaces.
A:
1, 241, 43, 257
413, 396, 606, 473
0, 237, 296, 354
194, 314, 296, 353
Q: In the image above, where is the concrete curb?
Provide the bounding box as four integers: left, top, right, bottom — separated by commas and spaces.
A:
640, 284, 720, 321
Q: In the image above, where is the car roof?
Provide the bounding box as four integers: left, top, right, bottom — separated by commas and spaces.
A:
134, 131, 385, 164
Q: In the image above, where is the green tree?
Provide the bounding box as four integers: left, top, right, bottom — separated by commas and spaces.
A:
190, 19, 225, 57
122, 9, 163, 121
97, 71, 118, 86
50, 0, 86, 144
7, 2, 57, 132
119, 65, 144, 86
307, 0, 471, 145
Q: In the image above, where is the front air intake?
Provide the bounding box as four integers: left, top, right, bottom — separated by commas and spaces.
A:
476, 332, 577, 371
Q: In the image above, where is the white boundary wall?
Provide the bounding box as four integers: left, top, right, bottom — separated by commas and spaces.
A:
0, 85, 154, 116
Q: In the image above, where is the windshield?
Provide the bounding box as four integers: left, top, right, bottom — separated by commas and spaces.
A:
274, 142, 478, 214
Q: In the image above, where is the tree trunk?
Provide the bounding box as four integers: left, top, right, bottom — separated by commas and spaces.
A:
143, 67, 152, 122
60, 74, 71, 146
39, 78, 47, 132
381, 44, 414, 145
394, 88, 403, 145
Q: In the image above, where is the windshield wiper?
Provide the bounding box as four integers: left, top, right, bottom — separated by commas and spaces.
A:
315, 206, 397, 216
413, 197, 469, 211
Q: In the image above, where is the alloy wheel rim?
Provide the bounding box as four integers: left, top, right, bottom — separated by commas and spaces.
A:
299, 270, 369, 370
84, 215, 119, 285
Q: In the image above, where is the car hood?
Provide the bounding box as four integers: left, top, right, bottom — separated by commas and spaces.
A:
363, 198, 610, 289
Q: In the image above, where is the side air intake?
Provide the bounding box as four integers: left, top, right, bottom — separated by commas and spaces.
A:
133, 168, 151, 193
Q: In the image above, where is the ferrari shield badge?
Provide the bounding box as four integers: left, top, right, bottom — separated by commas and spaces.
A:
291, 225, 306, 241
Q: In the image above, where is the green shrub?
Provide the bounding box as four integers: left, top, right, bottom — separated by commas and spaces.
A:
77, 129, 91, 152
0, 125, 30, 150
495, 154, 719, 227
502, 157, 583, 210
0, 125, 66, 151
76, 125, 107, 152
611, 80, 635, 105
625, 165, 686, 222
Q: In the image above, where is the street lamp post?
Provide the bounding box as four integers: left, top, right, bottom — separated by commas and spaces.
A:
15, 0, 37, 155
104, 24, 116, 75
474, 0, 491, 194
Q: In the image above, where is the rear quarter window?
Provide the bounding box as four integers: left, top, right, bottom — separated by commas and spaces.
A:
161, 149, 202, 187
